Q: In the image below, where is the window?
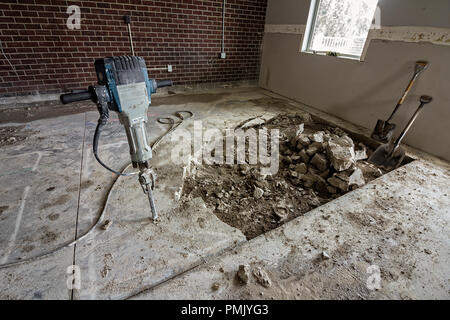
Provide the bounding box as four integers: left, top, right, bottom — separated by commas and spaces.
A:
302, 0, 379, 59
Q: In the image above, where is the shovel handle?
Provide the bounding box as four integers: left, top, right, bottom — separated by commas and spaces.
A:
391, 95, 432, 153
387, 61, 429, 122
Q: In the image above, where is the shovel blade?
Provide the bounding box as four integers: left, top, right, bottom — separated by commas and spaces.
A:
371, 120, 396, 143
368, 144, 405, 171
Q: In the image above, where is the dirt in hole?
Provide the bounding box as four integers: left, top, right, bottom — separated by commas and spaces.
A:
183, 113, 391, 239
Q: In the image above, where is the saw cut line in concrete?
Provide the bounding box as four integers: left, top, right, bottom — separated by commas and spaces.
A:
0, 151, 43, 265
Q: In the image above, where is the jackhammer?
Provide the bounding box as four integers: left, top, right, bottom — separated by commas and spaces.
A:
60, 56, 172, 222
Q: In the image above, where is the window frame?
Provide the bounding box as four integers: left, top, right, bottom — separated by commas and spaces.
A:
301, 0, 375, 61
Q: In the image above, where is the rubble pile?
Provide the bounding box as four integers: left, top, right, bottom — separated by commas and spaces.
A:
183, 113, 387, 239
280, 119, 383, 195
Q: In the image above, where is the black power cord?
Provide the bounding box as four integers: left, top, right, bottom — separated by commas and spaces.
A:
92, 104, 138, 177
93, 117, 137, 177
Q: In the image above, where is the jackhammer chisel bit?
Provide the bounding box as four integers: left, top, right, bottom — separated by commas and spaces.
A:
139, 169, 158, 221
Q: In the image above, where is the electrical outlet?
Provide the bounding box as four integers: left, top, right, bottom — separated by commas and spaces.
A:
167, 65, 173, 72
220, 52, 226, 59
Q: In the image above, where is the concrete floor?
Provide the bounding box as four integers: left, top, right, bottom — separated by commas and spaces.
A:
0, 87, 448, 300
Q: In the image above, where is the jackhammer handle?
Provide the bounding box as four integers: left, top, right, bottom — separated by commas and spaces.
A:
60, 90, 93, 104
156, 80, 173, 88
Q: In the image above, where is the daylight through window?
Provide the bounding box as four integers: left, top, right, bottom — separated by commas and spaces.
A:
303, 0, 379, 59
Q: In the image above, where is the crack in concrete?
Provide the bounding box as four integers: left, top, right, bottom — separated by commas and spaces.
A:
71, 112, 87, 300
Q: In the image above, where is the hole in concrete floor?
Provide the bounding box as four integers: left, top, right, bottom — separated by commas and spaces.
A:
182, 113, 410, 240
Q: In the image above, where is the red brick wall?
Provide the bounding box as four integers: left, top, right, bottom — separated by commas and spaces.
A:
0, 0, 267, 97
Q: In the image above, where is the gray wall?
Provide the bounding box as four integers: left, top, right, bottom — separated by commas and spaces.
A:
265, 0, 450, 27
261, 0, 450, 161
265, 0, 310, 24
378, 0, 450, 28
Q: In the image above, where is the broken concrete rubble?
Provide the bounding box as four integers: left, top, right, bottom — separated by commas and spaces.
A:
348, 167, 365, 188
286, 123, 304, 142
253, 187, 264, 199
252, 267, 272, 288
321, 251, 331, 260
327, 174, 349, 192
357, 161, 383, 180
273, 205, 288, 221
295, 134, 311, 148
298, 149, 310, 163
241, 117, 266, 129
355, 143, 368, 161
237, 265, 250, 284
306, 142, 323, 156
211, 283, 220, 291
311, 153, 328, 172
310, 131, 325, 143
301, 173, 316, 188
295, 163, 308, 174
326, 136, 356, 171
327, 167, 366, 192
101, 220, 113, 231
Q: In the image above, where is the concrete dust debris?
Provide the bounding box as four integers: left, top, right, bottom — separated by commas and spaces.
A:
321, 251, 331, 260
101, 220, 113, 231
211, 282, 220, 291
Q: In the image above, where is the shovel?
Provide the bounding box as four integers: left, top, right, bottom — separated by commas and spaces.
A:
369, 95, 433, 170
371, 61, 429, 143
